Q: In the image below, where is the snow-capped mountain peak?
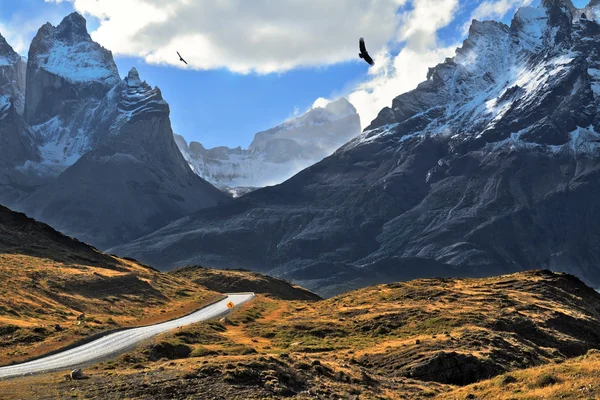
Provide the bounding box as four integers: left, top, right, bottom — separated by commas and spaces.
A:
119, 68, 168, 123
28, 12, 119, 86
364, 0, 600, 153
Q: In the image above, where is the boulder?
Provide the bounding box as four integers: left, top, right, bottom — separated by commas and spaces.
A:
148, 342, 192, 361
70, 368, 85, 380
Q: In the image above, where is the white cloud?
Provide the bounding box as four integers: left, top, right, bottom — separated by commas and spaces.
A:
46, 0, 407, 74
42, 0, 467, 133
348, 0, 460, 129
312, 97, 331, 109
461, 0, 534, 34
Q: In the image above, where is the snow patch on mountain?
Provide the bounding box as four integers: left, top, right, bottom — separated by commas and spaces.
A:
118, 68, 168, 122
29, 13, 119, 85
37, 41, 118, 84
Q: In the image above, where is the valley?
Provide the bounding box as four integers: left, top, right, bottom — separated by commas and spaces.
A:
4, 0, 600, 398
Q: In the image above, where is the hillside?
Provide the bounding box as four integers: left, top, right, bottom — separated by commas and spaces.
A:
0, 204, 222, 366
171, 266, 322, 301
4, 270, 600, 399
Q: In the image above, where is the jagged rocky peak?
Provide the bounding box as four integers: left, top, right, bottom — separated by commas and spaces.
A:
365, 0, 600, 149
27, 12, 119, 86
0, 33, 19, 63
125, 67, 143, 87
55, 12, 90, 41
118, 67, 168, 123
25, 12, 121, 125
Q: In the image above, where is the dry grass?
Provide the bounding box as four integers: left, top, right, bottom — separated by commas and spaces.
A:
170, 266, 322, 301
4, 269, 600, 399
441, 349, 600, 399
0, 253, 220, 365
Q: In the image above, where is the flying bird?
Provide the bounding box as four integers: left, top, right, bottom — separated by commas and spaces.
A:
177, 51, 188, 65
359, 37, 374, 66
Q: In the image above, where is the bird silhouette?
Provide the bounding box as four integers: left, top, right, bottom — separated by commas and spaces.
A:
177, 51, 188, 65
359, 38, 374, 66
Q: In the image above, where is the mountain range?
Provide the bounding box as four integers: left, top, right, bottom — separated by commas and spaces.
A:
174, 97, 360, 195
112, 0, 600, 296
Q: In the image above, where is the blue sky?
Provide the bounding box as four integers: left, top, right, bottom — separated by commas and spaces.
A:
0, 0, 591, 148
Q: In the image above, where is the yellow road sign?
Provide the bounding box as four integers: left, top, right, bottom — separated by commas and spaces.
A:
227, 301, 235, 309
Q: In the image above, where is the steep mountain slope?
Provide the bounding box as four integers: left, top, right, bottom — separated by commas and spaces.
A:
0, 34, 26, 116
24, 12, 120, 174
20, 67, 228, 248
0, 34, 40, 205
175, 98, 360, 192
113, 0, 600, 296
0, 13, 229, 249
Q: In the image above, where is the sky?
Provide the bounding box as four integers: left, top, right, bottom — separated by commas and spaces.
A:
0, 0, 592, 148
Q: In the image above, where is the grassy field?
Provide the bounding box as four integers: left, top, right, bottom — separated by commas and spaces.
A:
3, 269, 600, 399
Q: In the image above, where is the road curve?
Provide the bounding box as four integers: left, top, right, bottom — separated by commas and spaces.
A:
0, 293, 255, 379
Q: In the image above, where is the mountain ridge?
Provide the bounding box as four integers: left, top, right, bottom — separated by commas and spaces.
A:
175, 98, 361, 192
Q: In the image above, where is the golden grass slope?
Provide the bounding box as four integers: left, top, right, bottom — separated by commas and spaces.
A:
4, 269, 600, 399
0, 205, 220, 365
170, 265, 322, 301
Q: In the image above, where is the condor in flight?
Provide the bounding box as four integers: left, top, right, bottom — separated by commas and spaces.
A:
177, 51, 188, 65
359, 37, 374, 66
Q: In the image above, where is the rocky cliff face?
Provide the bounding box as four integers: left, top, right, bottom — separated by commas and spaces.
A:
24, 12, 121, 174
175, 98, 361, 192
0, 13, 228, 249
0, 34, 40, 205
112, 0, 600, 296
0, 34, 26, 116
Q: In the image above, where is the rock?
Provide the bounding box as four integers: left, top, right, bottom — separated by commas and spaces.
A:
148, 342, 192, 361
70, 368, 85, 380
404, 351, 503, 385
